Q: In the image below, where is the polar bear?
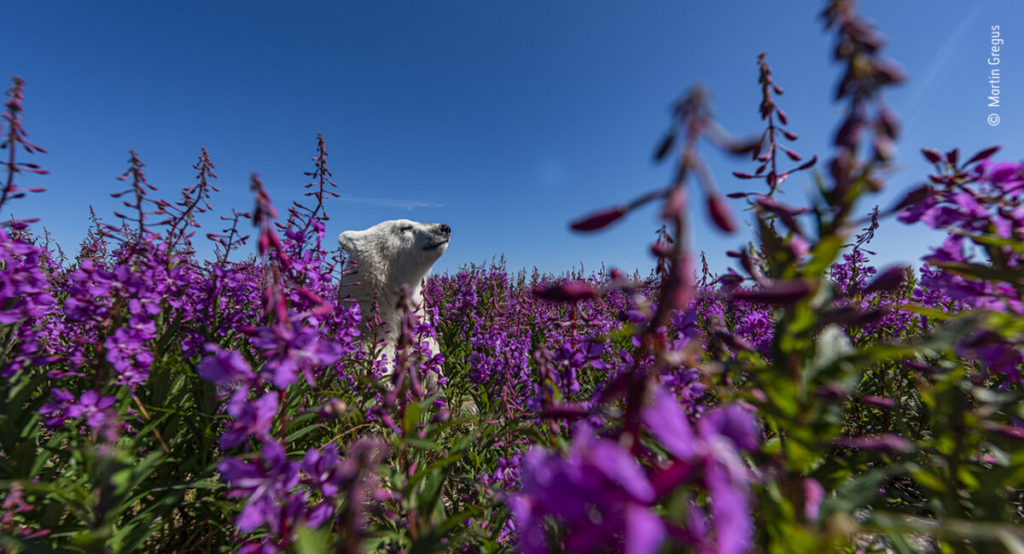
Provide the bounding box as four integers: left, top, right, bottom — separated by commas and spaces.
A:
338, 219, 450, 386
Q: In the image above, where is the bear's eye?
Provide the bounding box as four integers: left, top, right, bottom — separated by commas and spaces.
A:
398, 225, 413, 233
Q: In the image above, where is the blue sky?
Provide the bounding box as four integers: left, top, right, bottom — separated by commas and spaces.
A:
2, 0, 1021, 277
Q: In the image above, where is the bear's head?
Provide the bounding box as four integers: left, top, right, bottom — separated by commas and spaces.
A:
338, 219, 451, 289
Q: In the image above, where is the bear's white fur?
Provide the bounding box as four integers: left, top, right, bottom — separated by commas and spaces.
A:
338, 219, 450, 383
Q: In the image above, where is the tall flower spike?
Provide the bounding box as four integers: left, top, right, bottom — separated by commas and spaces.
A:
0, 76, 48, 226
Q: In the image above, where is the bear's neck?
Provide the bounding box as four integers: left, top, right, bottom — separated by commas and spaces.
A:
342, 266, 429, 342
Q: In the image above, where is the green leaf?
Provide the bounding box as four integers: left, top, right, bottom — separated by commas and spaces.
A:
295, 525, 333, 554
820, 468, 889, 518
931, 260, 1024, 286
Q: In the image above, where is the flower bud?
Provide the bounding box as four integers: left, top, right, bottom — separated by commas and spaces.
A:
320, 399, 348, 419
732, 279, 811, 305
966, 145, 1001, 166
707, 195, 736, 234
532, 281, 597, 302
921, 148, 943, 164
863, 266, 907, 295
570, 206, 627, 232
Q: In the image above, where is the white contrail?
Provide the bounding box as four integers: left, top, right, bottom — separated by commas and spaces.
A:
335, 194, 445, 211
903, 1, 987, 135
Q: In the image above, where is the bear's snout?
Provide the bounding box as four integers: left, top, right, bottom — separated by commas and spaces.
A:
437, 224, 451, 236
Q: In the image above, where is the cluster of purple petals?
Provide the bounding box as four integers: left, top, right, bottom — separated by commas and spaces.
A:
510, 389, 760, 554
0, 229, 56, 377
899, 155, 1024, 379
219, 438, 386, 552
426, 261, 710, 415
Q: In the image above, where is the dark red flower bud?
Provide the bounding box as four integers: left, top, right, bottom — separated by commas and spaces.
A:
864, 266, 908, 295
653, 132, 676, 162
715, 330, 754, 351
835, 434, 913, 453
732, 279, 811, 305
965, 145, 1001, 166
816, 382, 849, 403
532, 281, 597, 302
795, 155, 818, 171
707, 195, 736, 234
539, 405, 590, 419
980, 421, 1024, 442
874, 59, 907, 85
776, 108, 789, 126
755, 195, 807, 216
903, 360, 934, 373
782, 130, 798, 141
921, 148, 943, 164
570, 206, 627, 232
650, 240, 672, 258
945, 148, 959, 167
879, 109, 900, 140
725, 136, 763, 157
718, 273, 743, 286
732, 171, 756, 179
297, 289, 324, 305
861, 395, 896, 409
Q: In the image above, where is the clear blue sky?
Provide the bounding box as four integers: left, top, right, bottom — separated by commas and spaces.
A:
3, 0, 1021, 277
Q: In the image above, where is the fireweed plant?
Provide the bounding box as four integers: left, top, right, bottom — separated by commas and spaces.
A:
1, 1, 1024, 553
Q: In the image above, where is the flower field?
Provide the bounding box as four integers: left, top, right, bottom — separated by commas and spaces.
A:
2, 2, 1023, 553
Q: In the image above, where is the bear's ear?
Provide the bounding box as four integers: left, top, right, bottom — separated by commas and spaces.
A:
338, 231, 359, 251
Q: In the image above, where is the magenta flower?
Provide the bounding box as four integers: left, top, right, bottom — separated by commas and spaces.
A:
67, 390, 117, 429
698, 404, 761, 453
197, 344, 257, 386
218, 441, 302, 535
221, 392, 279, 450
642, 387, 698, 459
510, 424, 663, 554
104, 323, 157, 387
248, 321, 342, 389
39, 388, 76, 428
642, 389, 759, 554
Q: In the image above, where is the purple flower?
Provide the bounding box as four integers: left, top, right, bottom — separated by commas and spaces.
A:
248, 321, 342, 389
511, 424, 663, 554
705, 460, 753, 554
978, 160, 1024, 196
221, 392, 279, 450
642, 388, 758, 554
218, 441, 302, 535
198, 344, 260, 412
642, 387, 697, 459
39, 388, 75, 427
104, 324, 156, 387
803, 478, 825, 522
698, 404, 761, 453
67, 390, 117, 428
301, 444, 342, 498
